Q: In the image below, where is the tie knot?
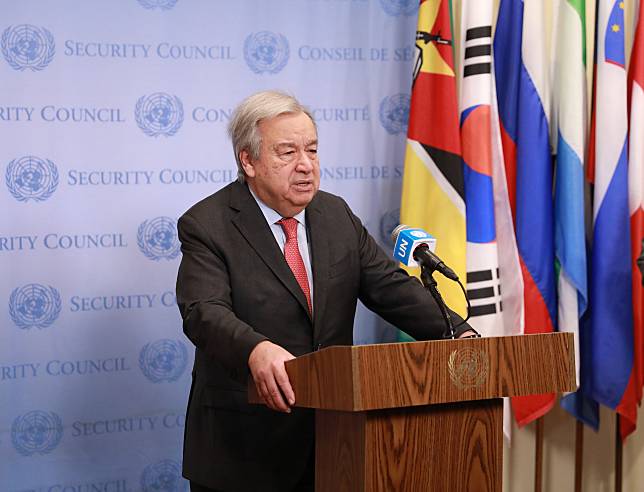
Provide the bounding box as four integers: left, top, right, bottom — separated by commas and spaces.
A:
278, 217, 298, 239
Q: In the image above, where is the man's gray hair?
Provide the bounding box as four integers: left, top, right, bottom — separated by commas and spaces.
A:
228, 90, 316, 182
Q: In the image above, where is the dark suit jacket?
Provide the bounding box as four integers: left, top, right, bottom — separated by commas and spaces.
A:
176, 180, 466, 491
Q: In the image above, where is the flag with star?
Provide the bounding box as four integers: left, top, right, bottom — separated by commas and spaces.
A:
399, 0, 467, 341
579, 0, 634, 439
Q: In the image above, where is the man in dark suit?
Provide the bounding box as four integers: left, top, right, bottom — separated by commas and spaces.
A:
176, 91, 473, 492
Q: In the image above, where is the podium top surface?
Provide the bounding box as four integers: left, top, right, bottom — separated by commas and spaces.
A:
278, 333, 576, 411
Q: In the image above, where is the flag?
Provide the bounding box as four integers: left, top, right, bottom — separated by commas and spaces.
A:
400, 0, 466, 341
459, 0, 524, 440
551, 0, 589, 418
494, 0, 557, 426
620, 0, 644, 439
460, 3, 504, 337
459, 0, 523, 339
583, 0, 634, 440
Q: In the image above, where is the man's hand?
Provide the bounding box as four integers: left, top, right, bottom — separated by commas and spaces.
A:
457, 329, 479, 339
248, 341, 296, 413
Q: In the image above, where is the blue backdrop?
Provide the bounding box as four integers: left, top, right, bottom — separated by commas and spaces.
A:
1, 1, 418, 490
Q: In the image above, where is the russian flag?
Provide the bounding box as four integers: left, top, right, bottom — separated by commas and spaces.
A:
494, 0, 557, 426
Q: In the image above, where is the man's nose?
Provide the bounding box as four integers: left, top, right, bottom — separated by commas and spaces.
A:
295, 151, 315, 172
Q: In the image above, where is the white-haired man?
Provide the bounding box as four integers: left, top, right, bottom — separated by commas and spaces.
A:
176, 91, 473, 492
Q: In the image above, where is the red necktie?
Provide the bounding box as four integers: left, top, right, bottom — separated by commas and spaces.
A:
277, 218, 312, 314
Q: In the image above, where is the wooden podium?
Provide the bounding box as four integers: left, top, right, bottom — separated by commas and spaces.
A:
250, 333, 576, 492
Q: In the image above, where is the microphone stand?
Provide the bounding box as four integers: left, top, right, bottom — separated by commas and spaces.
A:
420, 264, 456, 339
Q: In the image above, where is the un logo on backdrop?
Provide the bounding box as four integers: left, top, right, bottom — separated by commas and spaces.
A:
12, 410, 63, 456
141, 459, 187, 492
135, 93, 184, 137
137, 0, 178, 10
9, 284, 62, 330
380, 208, 400, 248
137, 216, 181, 261
244, 31, 289, 74
139, 339, 188, 383
379, 0, 418, 16
5, 156, 59, 202
1, 25, 55, 71
379, 93, 411, 135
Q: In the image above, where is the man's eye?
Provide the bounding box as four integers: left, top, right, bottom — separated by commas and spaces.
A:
307, 148, 318, 154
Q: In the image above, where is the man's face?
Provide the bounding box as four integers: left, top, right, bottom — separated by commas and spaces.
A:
241, 111, 320, 217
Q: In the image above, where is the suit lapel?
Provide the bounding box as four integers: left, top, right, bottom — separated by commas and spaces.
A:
306, 195, 330, 334
229, 181, 312, 321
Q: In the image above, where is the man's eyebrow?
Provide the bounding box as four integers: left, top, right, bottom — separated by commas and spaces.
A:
273, 139, 318, 149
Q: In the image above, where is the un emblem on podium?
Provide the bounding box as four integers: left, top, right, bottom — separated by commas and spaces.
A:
379, 94, 410, 135
137, 216, 181, 261
9, 284, 62, 330
448, 348, 489, 390
1, 24, 55, 71
137, 0, 178, 10
6, 156, 59, 202
11, 410, 63, 456
244, 31, 290, 74
139, 339, 188, 383
141, 459, 187, 492
379, 0, 418, 16
135, 93, 184, 137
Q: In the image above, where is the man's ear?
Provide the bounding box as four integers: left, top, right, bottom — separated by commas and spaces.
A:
240, 150, 256, 178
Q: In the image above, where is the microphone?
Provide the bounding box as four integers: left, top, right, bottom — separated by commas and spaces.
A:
391, 225, 459, 281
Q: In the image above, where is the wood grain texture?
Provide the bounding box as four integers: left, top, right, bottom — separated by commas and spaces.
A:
364, 400, 502, 492
315, 401, 502, 491
276, 333, 575, 411
285, 344, 356, 409
316, 411, 365, 492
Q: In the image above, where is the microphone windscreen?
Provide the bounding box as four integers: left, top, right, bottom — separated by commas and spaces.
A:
391, 225, 436, 267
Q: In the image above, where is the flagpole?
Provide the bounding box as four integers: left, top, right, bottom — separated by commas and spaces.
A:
615, 415, 622, 492
534, 417, 544, 492
574, 420, 584, 492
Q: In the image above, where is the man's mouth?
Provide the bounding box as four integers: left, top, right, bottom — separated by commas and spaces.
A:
293, 181, 313, 190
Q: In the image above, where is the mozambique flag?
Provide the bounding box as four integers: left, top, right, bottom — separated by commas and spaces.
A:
400, 0, 467, 336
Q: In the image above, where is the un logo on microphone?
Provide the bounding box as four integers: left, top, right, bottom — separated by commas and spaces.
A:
141, 459, 187, 492
244, 31, 290, 74
1, 25, 55, 71
379, 0, 418, 16
137, 216, 181, 261
135, 93, 184, 137
139, 339, 188, 383
12, 410, 63, 456
379, 93, 411, 135
9, 284, 62, 330
137, 0, 178, 10
6, 156, 59, 202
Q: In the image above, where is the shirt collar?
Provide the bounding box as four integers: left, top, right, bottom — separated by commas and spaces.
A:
248, 185, 307, 226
